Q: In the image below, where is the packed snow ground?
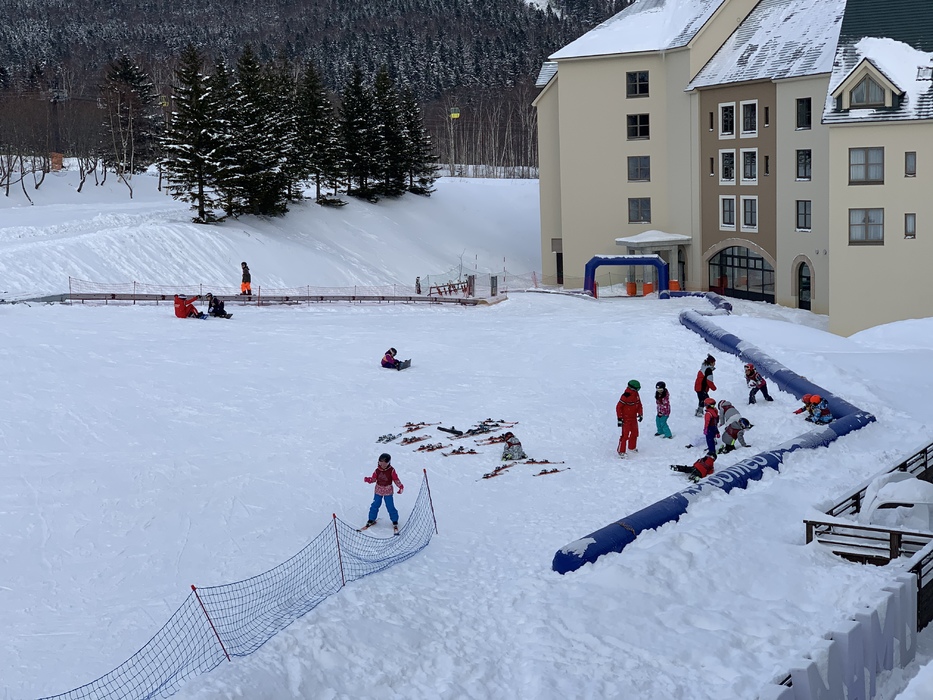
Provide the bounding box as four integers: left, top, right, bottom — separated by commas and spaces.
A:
1, 172, 931, 699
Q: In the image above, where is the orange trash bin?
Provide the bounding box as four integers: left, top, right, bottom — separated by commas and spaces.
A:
643, 282, 654, 295
669, 280, 681, 291
626, 282, 637, 296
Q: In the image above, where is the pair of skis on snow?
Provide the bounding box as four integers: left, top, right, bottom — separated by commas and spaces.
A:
357, 521, 400, 535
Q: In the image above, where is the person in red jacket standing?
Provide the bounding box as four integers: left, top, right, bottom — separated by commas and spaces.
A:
615, 380, 643, 459
362, 453, 404, 533
173, 294, 205, 319
694, 355, 717, 416
702, 397, 720, 454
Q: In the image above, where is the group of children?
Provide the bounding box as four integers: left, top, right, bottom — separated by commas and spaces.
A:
173, 262, 250, 320
617, 353, 833, 481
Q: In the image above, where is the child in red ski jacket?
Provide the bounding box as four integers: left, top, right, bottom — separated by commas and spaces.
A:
615, 380, 644, 458
702, 397, 720, 454
744, 363, 773, 404
671, 453, 717, 482
363, 453, 404, 528
694, 355, 717, 416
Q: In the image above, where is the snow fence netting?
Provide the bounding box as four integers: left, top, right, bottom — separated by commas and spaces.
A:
39, 475, 436, 700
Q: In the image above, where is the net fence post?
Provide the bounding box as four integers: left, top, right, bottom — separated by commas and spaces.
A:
333, 514, 346, 587
423, 469, 438, 534
191, 585, 231, 662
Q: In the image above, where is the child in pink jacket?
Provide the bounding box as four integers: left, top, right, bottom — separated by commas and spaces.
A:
363, 453, 404, 528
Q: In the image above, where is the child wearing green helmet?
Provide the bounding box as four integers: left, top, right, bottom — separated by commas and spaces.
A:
615, 379, 644, 458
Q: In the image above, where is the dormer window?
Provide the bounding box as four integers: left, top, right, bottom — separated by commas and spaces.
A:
850, 76, 885, 107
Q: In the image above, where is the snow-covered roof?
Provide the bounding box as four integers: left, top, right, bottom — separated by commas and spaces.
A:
689, 0, 846, 90
550, 0, 727, 61
823, 37, 933, 123
615, 229, 692, 245
535, 61, 558, 88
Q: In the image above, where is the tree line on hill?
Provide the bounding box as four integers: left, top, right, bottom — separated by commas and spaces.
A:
0, 0, 636, 196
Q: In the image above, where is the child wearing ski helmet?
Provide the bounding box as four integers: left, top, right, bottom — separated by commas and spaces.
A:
671, 452, 717, 483
694, 355, 717, 417
363, 453, 404, 529
717, 399, 752, 452
808, 395, 834, 424
744, 363, 773, 404
615, 380, 644, 458
500, 431, 526, 461
654, 381, 672, 439
793, 395, 816, 421
381, 347, 401, 370
702, 397, 720, 455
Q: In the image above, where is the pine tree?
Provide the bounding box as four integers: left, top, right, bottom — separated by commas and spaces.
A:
264, 57, 301, 203
162, 44, 221, 223
294, 62, 340, 202
371, 65, 407, 197
338, 65, 378, 197
205, 60, 239, 219
399, 86, 438, 195
227, 46, 289, 216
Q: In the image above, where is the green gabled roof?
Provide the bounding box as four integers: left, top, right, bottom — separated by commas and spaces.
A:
839, 0, 933, 52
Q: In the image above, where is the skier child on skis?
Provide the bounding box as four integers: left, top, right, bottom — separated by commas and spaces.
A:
362, 453, 404, 531
744, 363, 773, 404
615, 380, 644, 458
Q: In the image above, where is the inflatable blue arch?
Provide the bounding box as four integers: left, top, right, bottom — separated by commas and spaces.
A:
583, 255, 669, 297
551, 303, 876, 575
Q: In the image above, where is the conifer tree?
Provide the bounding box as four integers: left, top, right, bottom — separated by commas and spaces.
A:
294, 62, 340, 202
338, 65, 378, 196
205, 60, 239, 219
228, 46, 288, 216
399, 86, 438, 195
264, 57, 301, 202
371, 65, 407, 197
162, 44, 221, 223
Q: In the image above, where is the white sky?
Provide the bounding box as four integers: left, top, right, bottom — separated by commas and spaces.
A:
1, 171, 932, 699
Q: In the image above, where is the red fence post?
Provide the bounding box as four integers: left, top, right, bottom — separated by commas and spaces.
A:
191, 585, 231, 661
423, 469, 438, 534
333, 514, 346, 587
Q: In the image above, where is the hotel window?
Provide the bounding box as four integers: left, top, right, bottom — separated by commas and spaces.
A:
709, 157, 715, 176
905, 213, 916, 239
628, 198, 651, 223
627, 156, 650, 181
741, 149, 757, 183
796, 149, 811, 180
627, 114, 650, 139
741, 196, 758, 231
849, 147, 884, 184
626, 71, 649, 98
850, 76, 885, 107
720, 150, 735, 183
796, 98, 812, 129
719, 103, 735, 138
849, 208, 884, 244
906, 151, 917, 177
709, 112, 714, 131
764, 106, 770, 127
740, 101, 757, 136
720, 196, 736, 229
764, 155, 770, 176
796, 200, 812, 231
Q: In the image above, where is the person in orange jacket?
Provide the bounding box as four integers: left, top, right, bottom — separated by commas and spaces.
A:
702, 397, 720, 454
615, 379, 644, 458
173, 294, 205, 319
694, 355, 717, 416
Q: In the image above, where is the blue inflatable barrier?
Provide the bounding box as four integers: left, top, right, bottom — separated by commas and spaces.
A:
552, 300, 876, 575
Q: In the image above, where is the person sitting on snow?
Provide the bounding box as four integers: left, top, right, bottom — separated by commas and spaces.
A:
205, 293, 231, 319
808, 395, 833, 424
382, 348, 402, 370
173, 294, 205, 319
671, 453, 717, 483
794, 394, 816, 421
501, 432, 526, 461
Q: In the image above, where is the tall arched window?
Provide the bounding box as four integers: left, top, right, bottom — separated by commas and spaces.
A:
708, 246, 775, 303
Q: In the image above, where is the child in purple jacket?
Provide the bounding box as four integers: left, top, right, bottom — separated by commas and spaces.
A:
654, 381, 673, 439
